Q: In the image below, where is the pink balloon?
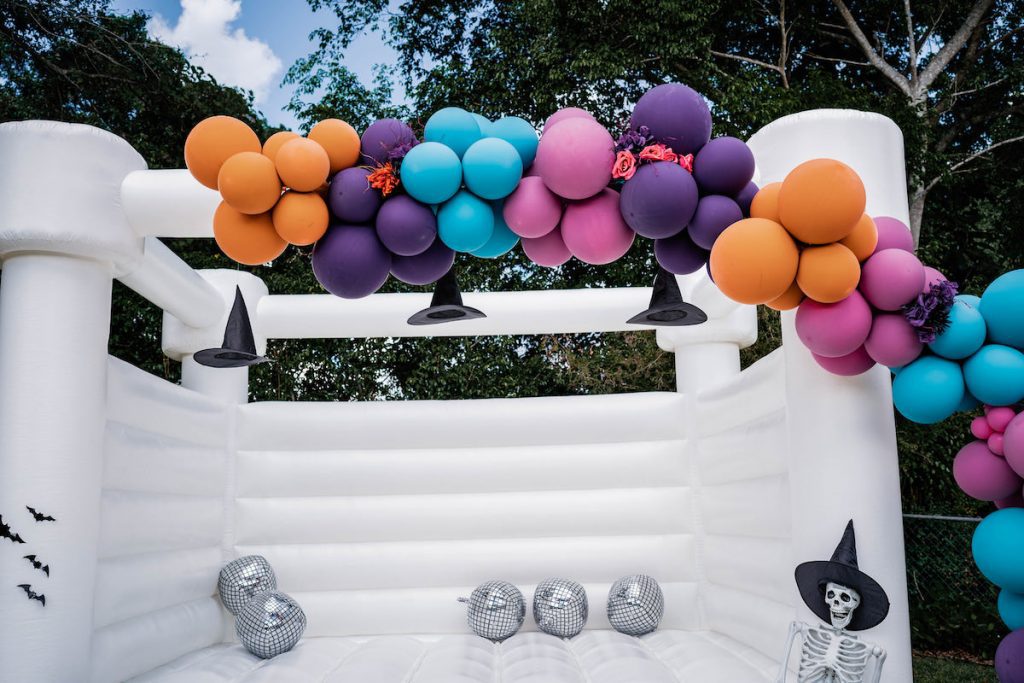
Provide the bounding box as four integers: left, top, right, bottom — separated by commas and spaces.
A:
560, 188, 635, 265
953, 440, 1023, 501
1005, 414, 1024, 477
922, 266, 947, 293
812, 345, 876, 376
996, 487, 1024, 509
521, 225, 571, 267
864, 313, 923, 367
534, 117, 614, 200
991, 433, 1006, 456
859, 249, 926, 311
872, 216, 915, 254
544, 107, 596, 131
503, 177, 563, 238
973, 416, 995, 440
795, 291, 874, 358
988, 406, 1017, 433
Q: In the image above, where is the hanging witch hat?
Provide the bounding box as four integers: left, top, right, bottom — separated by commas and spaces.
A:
794, 520, 890, 631
194, 286, 270, 368
407, 269, 486, 325
627, 266, 708, 326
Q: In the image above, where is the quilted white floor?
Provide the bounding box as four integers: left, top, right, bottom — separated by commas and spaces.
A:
130, 630, 779, 682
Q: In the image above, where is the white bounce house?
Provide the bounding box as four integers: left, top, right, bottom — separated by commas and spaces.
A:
0, 110, 915, 682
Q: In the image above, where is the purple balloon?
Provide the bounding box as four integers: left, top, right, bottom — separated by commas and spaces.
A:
996, 629, 1024, 683
619, 162, 698, 239
390, 238, 455, 285
693, 136, 755, 196
735, 181, 758, 217
655, 230, 708, 275
688, 195, 743, 250
630, 83, 711, 155
360, 118, 417, 165
329, 167, 381, 223
375, 195, 437, 256
312, 224, 392, 299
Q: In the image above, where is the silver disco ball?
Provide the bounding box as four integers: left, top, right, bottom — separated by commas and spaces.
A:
533, 578, 588, 638
235, 590, 307, 659
459, 580, 526, 642
607, 574, 664, 636
218, 555, 277, 616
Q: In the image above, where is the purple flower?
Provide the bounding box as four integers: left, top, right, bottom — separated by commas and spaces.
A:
903, 279, 959, 343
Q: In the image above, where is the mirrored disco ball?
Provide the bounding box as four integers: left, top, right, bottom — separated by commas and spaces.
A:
607, 574, 664, 636
533, 578, 588, 638
218, 555, 277, 616
236, 590, 307, 659
459, 580, 526, 642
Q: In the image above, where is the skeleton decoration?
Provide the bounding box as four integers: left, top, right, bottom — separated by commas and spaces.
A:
235, 590, 307, 659
218, 555, 277, 616
458, 580, 526, 641
607, 574, 664, 636
533, 578, 588, 638
777, 520, 891, 683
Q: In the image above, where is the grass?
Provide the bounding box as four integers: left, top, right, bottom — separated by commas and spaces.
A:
914, 654, 995, 682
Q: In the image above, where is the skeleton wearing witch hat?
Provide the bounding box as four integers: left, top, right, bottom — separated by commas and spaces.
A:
776, 520, 890, 683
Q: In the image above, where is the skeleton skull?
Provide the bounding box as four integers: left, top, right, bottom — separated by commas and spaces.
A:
824, 581, 861, 629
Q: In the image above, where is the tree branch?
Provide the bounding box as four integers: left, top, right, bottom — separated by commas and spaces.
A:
829, 0, 912, 96
903, 0, 918, 80
925, 135, 1024, 191
709, 49, 784, 75
806, 52, 871, 66
914, 0, 994, 94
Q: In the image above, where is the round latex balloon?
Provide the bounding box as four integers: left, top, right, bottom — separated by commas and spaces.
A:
217, 152, 282, 215
462, 137, 524, 200
655, 230, 708, 275
312, 224, 391, 298
778, 159, 866, 244
424, 107, 483, 158
864, 313, 923, 367
992, 434, 1007, 456
996, 629, 1024, 683
522, 226, 571, 267
503, 176, 563, 238
964, 344, 1024, 406
328, 167, 381, 223
840, 215, 878, 261
734, 181, 758, 217
438, 191, 495, 252
766, 281, 805, 311
687, 195, 742, 250
629, 83, 712, 154
1006, 415, 1024, 477
998, 489, 1024, 509
795, 292, 873, 358
929, 296, 987, 359
812, 346, 875, 376
797, 243, 861, 304
471, 113, 492, 137
213, 202, 287, 265
709, 218, 799, 305
360, 118, 417, 165
390, 238, 455, 285
490, 116, 539, 167
272, 191, 329, 246
749, 182, 782, 223
185, 116, 261, 189
400, 141, 463, 204
276, 138, 331, 192
922, 266, 947, 292
872, 216, 915, 254
308, 119, 361, 173
892, 355, 965, 424
1000, 590, 1024, 631
989, 407, 1017, 433
953, 440, 1022, 501
973, 508, 1024, 592
619, 162, 699, 239
262, 131, 300, 164
472, 202, 519, 258
534, 117, 614, 200
973, 416, 995, 440
693, 137, 755, 197
959, 391, 982, 412
544, 107, 595, 131
375, 195, 437, 256
980, 270, 1024, 348
859, 249, 926, 311
561, 188, 635, 265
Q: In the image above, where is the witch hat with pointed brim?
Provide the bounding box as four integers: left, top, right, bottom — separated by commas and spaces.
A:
627, 267, 708, 326
794, 520, 890, 631
407, 270, 486, 325
194, 286, 270, 368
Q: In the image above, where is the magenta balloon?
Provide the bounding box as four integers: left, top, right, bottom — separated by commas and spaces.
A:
812, 345, 876, 376
503, 176, 563, 238
859, 249, 926, 311
989, 407, 1017, 432
619, 162, 698, 238
693, 137, 755, 196
544, 107, 595, 131
561, 188, 635, 265
1005, 414, 1024, 478
360, 118, 417, 165
922, 266, 947, 293
997, 488, 1024, 509
375, 195, 437, 256
872, 216, 915, 254
630, 83, 712, 155
953, 440, 1023, 501
389, 238, 455, 285
864, 313, 924, 367
973, 416, 995, 440
312, 224, 391, 299
795, 292, 873, 358
521, 225, 571, 267
688, 194, 743, 250
655, 230, 708, 275
534, 117, 614, 200
991, 434, 1006, 456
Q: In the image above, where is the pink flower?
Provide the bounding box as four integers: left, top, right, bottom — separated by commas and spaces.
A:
638, 144, 678, 163
612, 151, 637, 180
678, 153, 694, 173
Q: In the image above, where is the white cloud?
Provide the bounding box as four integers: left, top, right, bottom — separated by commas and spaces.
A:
150, 0, 283, 104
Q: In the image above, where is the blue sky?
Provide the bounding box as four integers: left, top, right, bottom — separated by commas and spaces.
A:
112, 0, 402, 130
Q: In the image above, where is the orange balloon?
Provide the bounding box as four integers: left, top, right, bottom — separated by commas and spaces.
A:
272, 191, 329, 246
749, 182, 782, 223
275, 138, 330, 192
217, 152, 282, 215
213, 202, 287, 265
709, 218, 799, 305
840, 214, 878, 261
796, 243, 861, 303
766, 280, 804, 311
308, 119, 361, 173
262, 131, 300, 163
778, 159, 866, 244
185, 116, 261, 190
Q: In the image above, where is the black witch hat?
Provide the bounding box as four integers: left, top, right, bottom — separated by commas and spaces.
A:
194, 286, 269, 368
794, 520, 890, 631
627, 267, 708, 326
407, 270, 486, 325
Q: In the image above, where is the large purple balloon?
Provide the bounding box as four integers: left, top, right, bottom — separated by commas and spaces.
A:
693, 137, 755, 196
735, 181, 758, 217
312, 224, 391, 299
390, 238, 455, 285
996, 629, 1024, 683
619, 162, 698, 239
375, 195, 437, 256
688, 195, 743, 250
360, 118, 417, 165
630, 83, 712, 155
655, 230, 708, 275
329, 167, 381, 223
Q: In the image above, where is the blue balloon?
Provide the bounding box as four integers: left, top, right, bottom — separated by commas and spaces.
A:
929, 296, 987, 359
959, 294, 982, 307
973, 508, 1024, 592
471, 113, 493, 137
472, 202, 519, 258
490, 116, 540, 167
438, 191, 494, 252
462, 138, 524, 200
964, 344, 1024, 406
400, 142, 462, 204
981, 270, 1024, 349
957, 390, 981, 412
892, 355, 965, 424
424, 107, 483, 158
1000, 589, 1024, 631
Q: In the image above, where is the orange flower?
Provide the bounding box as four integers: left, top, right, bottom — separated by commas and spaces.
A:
638, 144, 678, 163
367, 162, 399, 196
612, 151, 637, 180
678, 153, 694, 173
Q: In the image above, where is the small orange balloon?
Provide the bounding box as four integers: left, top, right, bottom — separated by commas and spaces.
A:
840, 214, 879, 261
185, 116, 261, 190
709, 218, 799, 305
778, 159, 866, 244
796, 243, 861, 303
275, 137, 331, 192
749, 182, 782, 223
262, 131, 300, 163
272, 191, 329, 246
213, 202, 287, 265
766, 280, 804, 311
308, 119, 361, 174
217, 152, 282, 215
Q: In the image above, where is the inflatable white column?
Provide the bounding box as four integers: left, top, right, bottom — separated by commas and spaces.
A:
747, 110, 913, 682
0, 122, 146, 681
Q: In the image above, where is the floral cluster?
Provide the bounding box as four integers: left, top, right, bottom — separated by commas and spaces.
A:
367, 162, 400, 197
903, 279, 959, 343
611, 125, 693, 181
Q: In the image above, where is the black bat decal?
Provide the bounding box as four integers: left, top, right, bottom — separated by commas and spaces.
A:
23, 555, 49, 577
26, 506, 56, 522
17, 584, 46, 606
0, 516, 25, 544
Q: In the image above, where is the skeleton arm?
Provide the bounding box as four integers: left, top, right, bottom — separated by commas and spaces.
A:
867, 643, 887, 683
774, 621, 803, 683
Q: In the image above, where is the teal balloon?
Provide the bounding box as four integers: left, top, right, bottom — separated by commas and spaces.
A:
490, 116, 539, 167
959, 294, 981, 307
462, 138, 523, 200
973, 508, 1024, 592
981, 270, 1024, 349
1000, 590, 1024, 630
892, 355, 964, 424
471, 113, 493, 137
957, 391, 981, 412
929, 296, 987, 359
400, 142, 462, 204
424, 107, 482, 158
438, 191, 494, 252
472, 202, 519, 258
963, 344, 1024, 406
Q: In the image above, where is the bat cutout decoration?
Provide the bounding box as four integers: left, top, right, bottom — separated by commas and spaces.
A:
17, 584, 46, 606
0, 516, 25, 544
26, 506, 56, 522
23, 555, 50, 577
